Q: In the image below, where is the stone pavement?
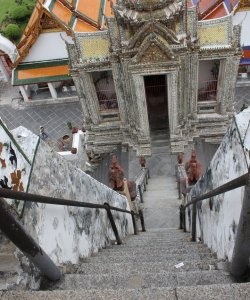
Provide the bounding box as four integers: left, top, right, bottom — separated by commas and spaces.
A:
234, 86, 250, 112
0, 81, 84, 143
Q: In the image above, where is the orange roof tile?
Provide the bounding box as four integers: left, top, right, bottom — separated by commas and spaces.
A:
52, 1, 72, 26
203, 3, 227, 19
199, 0, 222, 14
104, 0, 114, 17
74, 19, 99, 32
244, 49, 250, 58
77, 0, 100, 23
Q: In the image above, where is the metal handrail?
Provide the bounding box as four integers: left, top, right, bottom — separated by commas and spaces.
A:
0, 169, 150, 281
0, 188, 137, 243
183, 172, 248, 210
0, 197, 61, 281
180, 172, 248, 241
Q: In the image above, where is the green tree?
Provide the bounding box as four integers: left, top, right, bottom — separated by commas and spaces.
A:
3, 23, 22, 41
9, 6, 30, 21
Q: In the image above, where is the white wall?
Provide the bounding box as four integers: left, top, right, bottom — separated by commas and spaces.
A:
186, 108, 250, 261
0, 120, 133, 265
24, 138, 133, 264
22, 32, 73, 62
0, 122, 38, 215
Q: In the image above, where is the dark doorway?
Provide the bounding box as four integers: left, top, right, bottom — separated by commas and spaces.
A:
144, 74, 169, 130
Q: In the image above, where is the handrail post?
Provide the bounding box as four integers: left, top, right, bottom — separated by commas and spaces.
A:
104, 203, 122, 245
131, 211, 138, 235
145, 169, 148, 184
138, 184, 144, 203
138, 209, 146, 232
183, 207, 186, 232
179, 205, 183, 230
191, 202, 197, 242
0, 198, 61, 281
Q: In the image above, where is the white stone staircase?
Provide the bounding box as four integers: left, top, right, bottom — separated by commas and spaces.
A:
1, 131, 250, 299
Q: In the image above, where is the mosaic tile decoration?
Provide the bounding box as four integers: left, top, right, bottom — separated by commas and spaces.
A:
198, 16, 232, 48
81, 34, 110, 62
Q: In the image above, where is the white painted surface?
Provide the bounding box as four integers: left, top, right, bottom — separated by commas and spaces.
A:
1, 122, 133, 265
0, 59, 9, 81
233, 11, 250, 46
22, 32, 72, 63
11, 126, 39, 162
187, 109, 250, 261
25, 139, 133, 264
0, 34, 17, 63
0, 122, 37, 215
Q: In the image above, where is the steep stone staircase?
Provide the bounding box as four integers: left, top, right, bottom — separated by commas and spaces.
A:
1, 130, 250, 299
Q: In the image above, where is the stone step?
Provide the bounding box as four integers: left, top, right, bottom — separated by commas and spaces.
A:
124, 233, 187, 239
124, 232, 189, 239
75, 258, 221, 275
151, 147, 171, 155
116, 240, 203, 248
83, 252, 214, 264
119, 236, 193, 245
103, 242, 209, 253
96, 247, 212, 258
151, 139, 170, 147
113, 240, 207, 249
55, 270, 233, 291
3, 282, 250, 300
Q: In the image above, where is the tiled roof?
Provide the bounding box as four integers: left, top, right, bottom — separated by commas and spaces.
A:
196, 0, 240, 20
14, 0, 115, 66
202, 2, 228, 20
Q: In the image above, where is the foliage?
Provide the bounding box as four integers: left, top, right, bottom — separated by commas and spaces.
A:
0, 0, 36, 43
9, 6, 30, 21
3, 23, 22, 41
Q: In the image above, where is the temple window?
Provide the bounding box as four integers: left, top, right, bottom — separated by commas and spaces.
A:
91, 71, 118, 113
197, 59, 220, 113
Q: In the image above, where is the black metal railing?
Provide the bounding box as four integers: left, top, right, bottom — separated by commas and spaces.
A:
0, 170, 149, 282
179, 172, 248, 240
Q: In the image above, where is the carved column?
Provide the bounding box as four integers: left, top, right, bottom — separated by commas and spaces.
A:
71, 74, 91, 124
131, 74, 150, 139
168, 72, 179, 136
111, 61, 128, 125
227, 55, 240, 113
219, 56, 238, 115
79, 71, 101, 125
121, 59, 137, 130
216, 58, 226, 115
189, 53, 199, 118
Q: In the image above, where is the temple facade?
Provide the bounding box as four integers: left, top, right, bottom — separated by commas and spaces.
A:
0, 0, 246, 155
67, 0, 242, 155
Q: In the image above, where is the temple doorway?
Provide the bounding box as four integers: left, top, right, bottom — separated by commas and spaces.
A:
144, 74, 169, 131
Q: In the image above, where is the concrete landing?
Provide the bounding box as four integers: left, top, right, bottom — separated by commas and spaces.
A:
143, 176, 180, 229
